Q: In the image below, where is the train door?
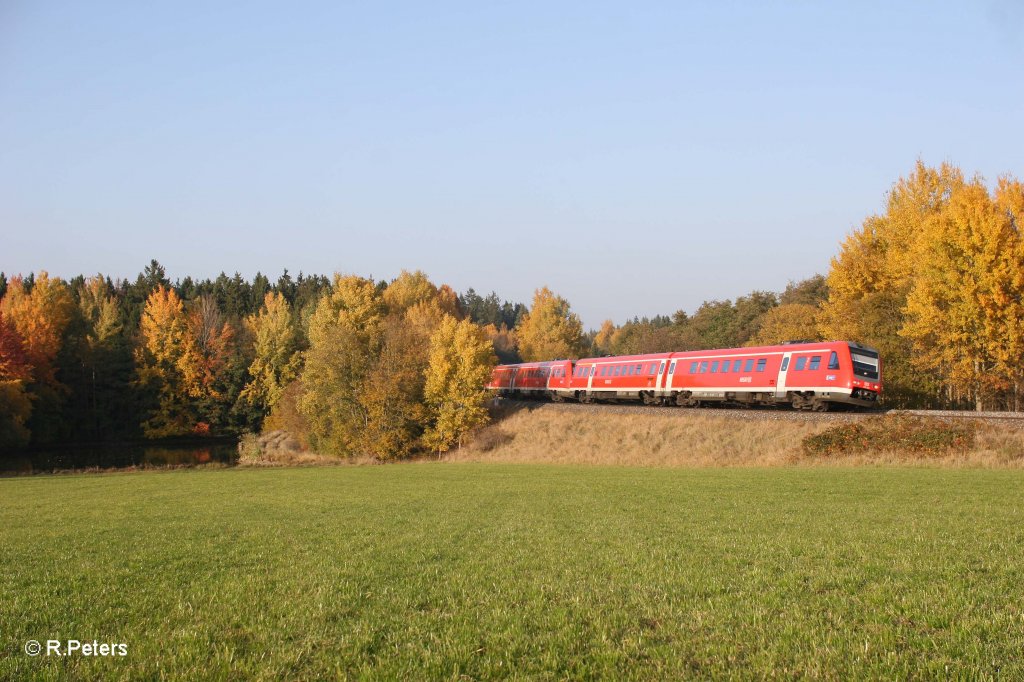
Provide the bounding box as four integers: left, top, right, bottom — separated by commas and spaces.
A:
776, 353, 793, 399
510, 367, 519, 392
655, 360, 666, 392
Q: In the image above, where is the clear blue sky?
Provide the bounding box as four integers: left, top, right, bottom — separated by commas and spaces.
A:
2, 1, 1022, 327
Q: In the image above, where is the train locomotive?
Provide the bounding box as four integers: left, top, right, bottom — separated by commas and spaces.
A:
486, 341, 881, 411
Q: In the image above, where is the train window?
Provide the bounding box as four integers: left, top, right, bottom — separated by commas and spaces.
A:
781, 357, 790, 371
688, 361, 696, 374
732, 359, 742, 372
699, 361, 709, 373
635, 364, 642, 374
669, 362, 676, 374
711, 360, 719, 373
828, 351, 839, 370
795, 357, 807, 371
756, 358, 767, 372
809, 356, 821, 370
721, 360, 729, 374
743, 359, 754, 372
648, 364, 657, 375
614, 366, 621, 376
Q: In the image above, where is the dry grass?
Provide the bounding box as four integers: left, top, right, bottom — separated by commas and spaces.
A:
447, 406, 1024, 468
238, 449, 346, 467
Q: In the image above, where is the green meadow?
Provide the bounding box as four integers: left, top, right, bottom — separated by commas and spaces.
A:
2, 464, 1023, 680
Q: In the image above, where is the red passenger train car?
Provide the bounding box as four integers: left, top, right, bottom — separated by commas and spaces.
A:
486, 341, 881, 411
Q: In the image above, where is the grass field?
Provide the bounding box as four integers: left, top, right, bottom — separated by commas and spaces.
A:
2, 464, 1023, 679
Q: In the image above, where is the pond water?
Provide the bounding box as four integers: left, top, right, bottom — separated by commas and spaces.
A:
0, 439, 239, 475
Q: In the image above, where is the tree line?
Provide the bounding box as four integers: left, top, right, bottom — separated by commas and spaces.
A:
0, 266, 513, 453
2, 160, 1022, 453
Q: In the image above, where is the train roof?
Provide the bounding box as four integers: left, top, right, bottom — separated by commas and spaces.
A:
576, 352, 674, 364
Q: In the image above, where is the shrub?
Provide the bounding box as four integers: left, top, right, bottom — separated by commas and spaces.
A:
802, 415, 977, 458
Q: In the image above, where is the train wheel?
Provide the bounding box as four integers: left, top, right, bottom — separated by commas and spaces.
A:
811, 399, 829, 412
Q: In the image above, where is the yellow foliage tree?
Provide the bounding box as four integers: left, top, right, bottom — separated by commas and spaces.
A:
300, 272, 470, 458
355, 316, 429, 460
307, 274, 384, 348
515, 286, 587, 361
382, 270, 437, 314
135, 286, 194, 436
240, 292, 302, 412
747, 304, 822, 346
593, 319, 615, 355
423, 315, 497, 453
0, 272, 75, 387
901, 179, 1024, 410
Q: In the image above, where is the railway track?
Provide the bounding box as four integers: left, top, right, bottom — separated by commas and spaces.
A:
498, 399, 1024, 427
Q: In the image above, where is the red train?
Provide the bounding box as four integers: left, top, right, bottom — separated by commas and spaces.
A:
486, 341, 881, 411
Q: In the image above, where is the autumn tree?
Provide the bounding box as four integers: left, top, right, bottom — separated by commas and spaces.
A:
423, 315, 496, 453
593, 319, 616, 356
356, 315, 429, 460
177, 294, 240, 430
299, 275, 384, 456
0, 272, 75, 387
780, 275, 829, 306
747, 304, 822, 346
515, 287, 587, 361
239, 292, 302, 415
135, 286, 194, 436
901, 178, 1024, 410
0, 311, 33, 383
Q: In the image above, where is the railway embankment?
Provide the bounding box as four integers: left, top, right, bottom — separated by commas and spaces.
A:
445, 401, 1024, 467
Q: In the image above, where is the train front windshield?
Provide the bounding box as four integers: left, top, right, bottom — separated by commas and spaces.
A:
849, 346, 880, 380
